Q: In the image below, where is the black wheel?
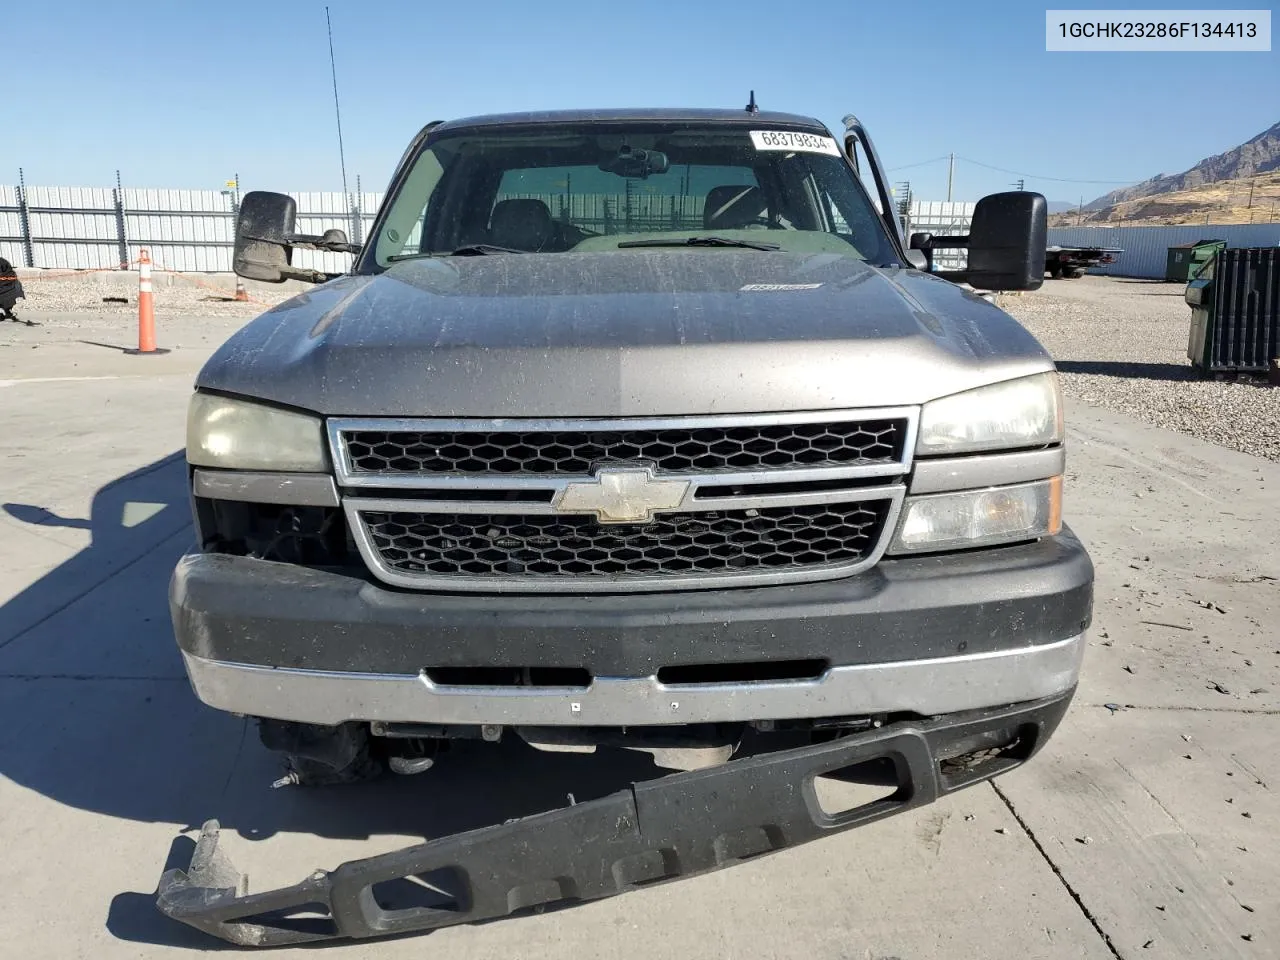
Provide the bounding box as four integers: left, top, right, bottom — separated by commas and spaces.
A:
1062, 267, 1082, 279
1048, 264, 1064, 279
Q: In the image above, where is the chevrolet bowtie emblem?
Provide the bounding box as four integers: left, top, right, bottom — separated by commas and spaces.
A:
555, 467, 690, 524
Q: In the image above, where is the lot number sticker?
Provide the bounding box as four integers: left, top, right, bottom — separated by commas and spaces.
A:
750, 130, 841, 156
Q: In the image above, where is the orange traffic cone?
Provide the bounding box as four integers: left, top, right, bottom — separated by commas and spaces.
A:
234, 277, 249, 302
125, 249, 170, 356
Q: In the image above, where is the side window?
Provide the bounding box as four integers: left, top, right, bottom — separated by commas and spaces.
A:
375, 150, 445, 264
806, 160, 890, 262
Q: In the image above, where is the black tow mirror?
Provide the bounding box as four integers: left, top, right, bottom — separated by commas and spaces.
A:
912, 193, 1047, 291
233, 191, 358, 284
966, 192, 1047, 291
233, 192, 297, 283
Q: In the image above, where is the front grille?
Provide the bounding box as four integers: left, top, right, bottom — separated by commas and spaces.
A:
360, 500, 891, 581
343, 419, 907, 476
333, 412, 915, 592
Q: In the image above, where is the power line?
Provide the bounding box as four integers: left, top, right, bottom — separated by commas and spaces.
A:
954, 156, 1137, 185
886, 152, 1142, 186
325, 6, 350, 201
886, 156, 951, 172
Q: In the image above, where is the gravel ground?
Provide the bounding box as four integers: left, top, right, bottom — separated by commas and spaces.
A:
9, 269, 297, 318
1001, 275, 1280, 462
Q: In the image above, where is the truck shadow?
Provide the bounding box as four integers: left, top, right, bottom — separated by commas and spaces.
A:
0, 453, 667, 946
1055, 360, 1199, 382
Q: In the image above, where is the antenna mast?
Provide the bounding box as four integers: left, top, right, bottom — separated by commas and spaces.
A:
325, 6, 350, 200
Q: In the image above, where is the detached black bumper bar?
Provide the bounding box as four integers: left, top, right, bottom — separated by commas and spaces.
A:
157, 691, 1072, 946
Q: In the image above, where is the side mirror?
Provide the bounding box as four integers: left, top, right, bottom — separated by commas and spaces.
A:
965, 192, 1047, 291
233, 192, 296, 283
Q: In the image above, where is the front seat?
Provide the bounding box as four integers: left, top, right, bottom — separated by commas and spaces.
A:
703, 185, 767, 230
489, 199, 554, 251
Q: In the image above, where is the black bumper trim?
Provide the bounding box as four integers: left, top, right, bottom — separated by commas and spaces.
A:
156, 690, 1072, 946
171, 529, 1093, 676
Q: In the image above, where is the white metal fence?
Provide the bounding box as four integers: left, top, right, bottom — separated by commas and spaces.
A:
905, 201, 976, 270
11, 182, 1274, 281
0, 185, 380, 275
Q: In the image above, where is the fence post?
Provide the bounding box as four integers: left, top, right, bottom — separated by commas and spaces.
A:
350, 174, 362, 246
17, 167, 33, 268
113, 170, 129, 270
230, 177, 241, 273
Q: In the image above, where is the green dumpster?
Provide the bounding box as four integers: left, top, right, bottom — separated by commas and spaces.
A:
1166, 239, 1226, 282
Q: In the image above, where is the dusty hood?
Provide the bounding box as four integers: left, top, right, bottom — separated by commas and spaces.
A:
198, 251, 1053, 417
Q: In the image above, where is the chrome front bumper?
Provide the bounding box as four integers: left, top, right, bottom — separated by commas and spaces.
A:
181, 631, 1085, 727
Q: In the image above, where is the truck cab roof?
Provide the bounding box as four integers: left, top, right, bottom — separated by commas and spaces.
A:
431, 107, 829, 135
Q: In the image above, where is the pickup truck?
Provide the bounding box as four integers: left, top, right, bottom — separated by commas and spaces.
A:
1044, 244, 1122, 279
159, 106, 1093, 945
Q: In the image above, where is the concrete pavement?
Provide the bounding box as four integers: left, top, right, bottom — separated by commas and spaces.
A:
0, 313, 1276, 958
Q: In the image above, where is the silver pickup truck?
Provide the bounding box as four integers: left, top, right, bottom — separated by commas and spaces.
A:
159, 106, 1093, 946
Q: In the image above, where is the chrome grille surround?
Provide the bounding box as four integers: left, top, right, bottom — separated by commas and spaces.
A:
328, 411, 917, 593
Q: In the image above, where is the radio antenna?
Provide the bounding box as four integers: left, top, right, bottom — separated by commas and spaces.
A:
325, 6, 350, 201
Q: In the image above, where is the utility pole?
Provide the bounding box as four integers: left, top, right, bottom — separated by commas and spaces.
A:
946, 154, 955, 202
1077, 195, 1083, 225
1247, 178, 1255, 209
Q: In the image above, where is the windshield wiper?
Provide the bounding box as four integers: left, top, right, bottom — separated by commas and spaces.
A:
386, 244, 528, 262
446, 244, 528, 256
616, 236, 780, 251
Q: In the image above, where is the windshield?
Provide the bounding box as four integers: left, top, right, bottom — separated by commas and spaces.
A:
370, 121, 898, 267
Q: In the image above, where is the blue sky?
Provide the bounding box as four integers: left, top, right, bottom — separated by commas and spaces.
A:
8, 0, 1277, 202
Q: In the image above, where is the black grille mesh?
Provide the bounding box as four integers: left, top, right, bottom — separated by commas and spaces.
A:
362, 501, 890, 580
344, 420, 906, 476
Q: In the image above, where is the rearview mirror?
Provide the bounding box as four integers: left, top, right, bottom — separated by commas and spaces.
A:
599, 145, 669, 179
233, 192, 296, 283
965, 192, 1047, 291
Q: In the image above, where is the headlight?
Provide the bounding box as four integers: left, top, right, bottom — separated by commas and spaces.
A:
187, 393, 327, 471
917, 373, 1062, 455
890, 478, 1062, 554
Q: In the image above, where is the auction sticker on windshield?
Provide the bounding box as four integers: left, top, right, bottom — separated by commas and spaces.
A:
750, 131, 842, 156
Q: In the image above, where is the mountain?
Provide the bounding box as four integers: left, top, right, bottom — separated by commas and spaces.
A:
1046, 200, 1076, 213
1083, 120, 1280, 212
1050, 170, 1280, 227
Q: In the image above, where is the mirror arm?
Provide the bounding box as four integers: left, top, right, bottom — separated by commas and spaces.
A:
277, 265, 330, 284
917, 235, 970, 250
284, 234, 363, 254
912, 234, 972, 276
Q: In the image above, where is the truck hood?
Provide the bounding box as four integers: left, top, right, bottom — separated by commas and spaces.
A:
198, 251, 1053, 417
